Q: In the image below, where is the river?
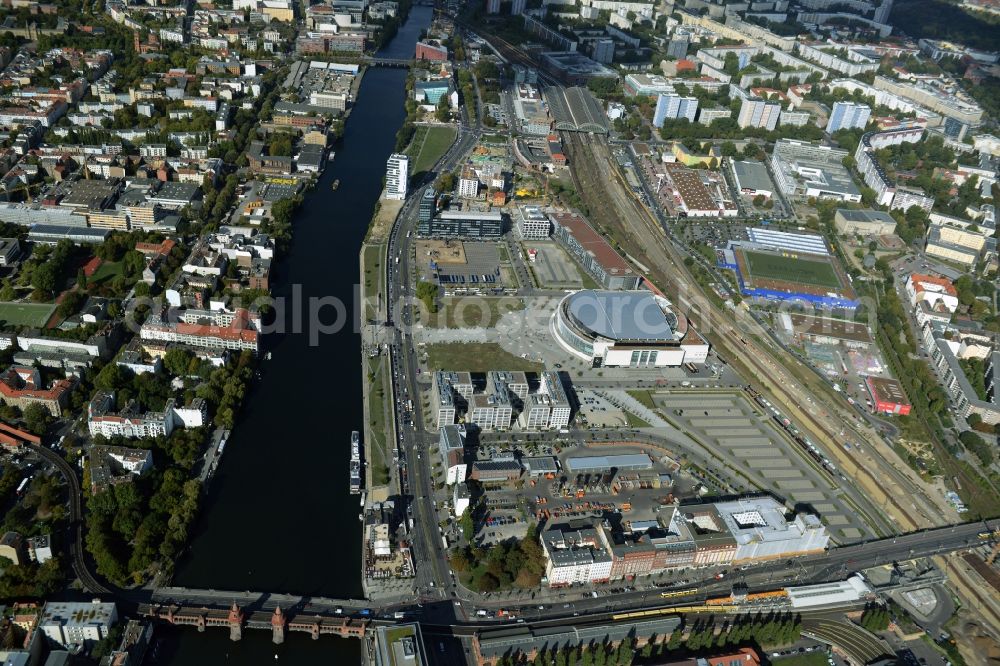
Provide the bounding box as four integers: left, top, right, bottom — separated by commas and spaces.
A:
154, 7, 433, 663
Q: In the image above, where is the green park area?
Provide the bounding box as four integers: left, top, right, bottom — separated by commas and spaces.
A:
406, 126, 457, 174
424, 342, 543, 373
0, 301, 57, 327
744, 250, 841, 289
88, 260, 124, 285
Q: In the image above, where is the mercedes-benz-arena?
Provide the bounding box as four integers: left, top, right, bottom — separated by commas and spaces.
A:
551, 290, 709, 368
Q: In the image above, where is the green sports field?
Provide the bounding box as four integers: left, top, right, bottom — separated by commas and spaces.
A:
0, 301, 57, 327
744, 250, 841, 289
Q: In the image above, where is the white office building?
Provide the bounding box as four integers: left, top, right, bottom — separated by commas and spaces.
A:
385, 153, 409, 200
40, 601, 118, 647
827, 101, 872, 133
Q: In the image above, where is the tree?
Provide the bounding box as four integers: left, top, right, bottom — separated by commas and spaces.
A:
268, 133, 294, 157
435, 95, 451, 122
436, 171, 457, 192
23, 403, 52, 435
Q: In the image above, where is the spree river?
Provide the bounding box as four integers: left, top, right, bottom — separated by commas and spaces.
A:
155, 8, 433, 663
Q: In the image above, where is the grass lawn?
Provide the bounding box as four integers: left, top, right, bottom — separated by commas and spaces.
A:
425, 342, 543, 373
408, 126, 457, 173
88, 260, 124, 285
362, 244, 384, 322
383, 626, 415, 645
0, 301, 57, 327
744, 250, 841, 288
626, 390, 658, 410
425, 297, 524, 329
366, 356, 391, 486
623, 409, 653, 428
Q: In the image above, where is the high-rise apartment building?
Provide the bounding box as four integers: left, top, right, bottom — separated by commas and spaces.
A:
737, 98, 780, 131
653, 94, 699, 127
873, 0, 892, 23
827, 101, 872, 133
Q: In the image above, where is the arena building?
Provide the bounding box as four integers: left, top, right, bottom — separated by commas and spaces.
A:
552, 290, 709, 368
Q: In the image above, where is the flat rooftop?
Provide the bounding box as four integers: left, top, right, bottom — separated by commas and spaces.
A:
733, 160, 774, 192
665, 163, 716, 212
788, 313, 873, 344
866, 376, 910, 406
565, 453, 653, 472
836, 208, 896, 225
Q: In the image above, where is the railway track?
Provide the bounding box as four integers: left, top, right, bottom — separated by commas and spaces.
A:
26, 443, 110, 595
562, 132, 940, 536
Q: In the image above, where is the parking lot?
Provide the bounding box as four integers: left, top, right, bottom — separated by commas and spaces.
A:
685, 222, 750, 249
648, 390, 872, 541
522, 240, 584, 289
575, 388, 630, 428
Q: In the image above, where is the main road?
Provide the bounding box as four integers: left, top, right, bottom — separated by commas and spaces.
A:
381, 115, 481, 605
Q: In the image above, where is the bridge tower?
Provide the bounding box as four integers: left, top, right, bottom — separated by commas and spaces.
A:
271, 606, 286, 645
227, 602, 244, 642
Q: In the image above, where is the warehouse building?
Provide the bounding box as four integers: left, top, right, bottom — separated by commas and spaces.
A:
550, 212, 641, 290
865, 376, 912, 416
732, 160, 775, 199
565, 453, 653, 474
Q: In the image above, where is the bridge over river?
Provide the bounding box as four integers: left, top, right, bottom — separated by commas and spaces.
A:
142, 588, 377, 644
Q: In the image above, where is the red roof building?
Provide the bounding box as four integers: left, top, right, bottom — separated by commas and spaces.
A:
0, 366, 74, 417
865, 376, 911, 416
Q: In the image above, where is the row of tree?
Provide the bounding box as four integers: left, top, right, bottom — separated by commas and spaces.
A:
492, 611, 803, 666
